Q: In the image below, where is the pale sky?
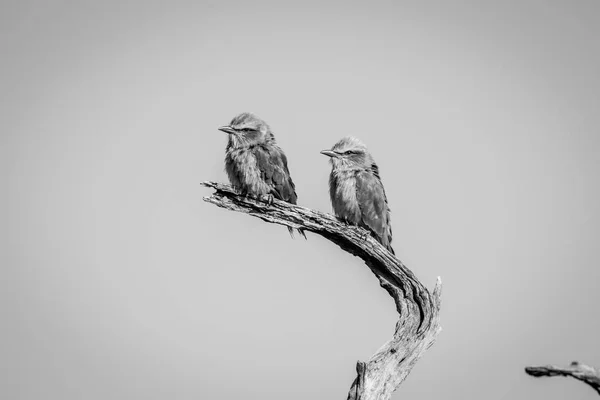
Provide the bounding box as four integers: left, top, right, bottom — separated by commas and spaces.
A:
2, 1, 600, 399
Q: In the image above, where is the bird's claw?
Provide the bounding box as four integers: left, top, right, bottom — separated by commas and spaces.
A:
359, 228, 370, 243
259, 193, 275, 206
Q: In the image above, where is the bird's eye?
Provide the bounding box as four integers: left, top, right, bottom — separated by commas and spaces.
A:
344, 150, 355, 155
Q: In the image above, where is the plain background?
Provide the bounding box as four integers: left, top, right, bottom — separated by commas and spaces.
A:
2, 1, 599, 399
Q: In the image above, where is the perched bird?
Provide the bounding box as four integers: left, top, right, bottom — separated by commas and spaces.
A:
219, 112, 305, 238
321, 137, 394, 254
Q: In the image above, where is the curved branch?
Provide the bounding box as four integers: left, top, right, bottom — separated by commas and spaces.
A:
201, 181, 442, 400
525, 361, 600, 395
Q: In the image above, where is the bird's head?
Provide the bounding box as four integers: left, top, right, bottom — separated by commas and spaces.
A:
219, 112, 275, 149
320, 137, 375, 171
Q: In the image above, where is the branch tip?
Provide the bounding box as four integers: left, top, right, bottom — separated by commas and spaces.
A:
525, 362, 600, 395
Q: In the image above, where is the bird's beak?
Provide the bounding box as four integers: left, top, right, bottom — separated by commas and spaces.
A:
320, 150, 338, 158
218, 126, 236, 135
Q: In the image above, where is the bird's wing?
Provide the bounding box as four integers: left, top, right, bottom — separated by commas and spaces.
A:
253, 145, 298, 204
355, 170, 393, 250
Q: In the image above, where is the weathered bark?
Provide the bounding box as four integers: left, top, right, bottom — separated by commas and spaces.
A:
201, 181, 442, 400
525, 361, 600, 395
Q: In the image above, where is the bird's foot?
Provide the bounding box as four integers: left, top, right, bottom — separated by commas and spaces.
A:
359, 228, 371, 243
242, 192, 262, 203
259, 193, 275, 206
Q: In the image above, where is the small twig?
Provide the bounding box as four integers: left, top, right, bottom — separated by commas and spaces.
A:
201, 181, 442, 400
525, 361, 600, 395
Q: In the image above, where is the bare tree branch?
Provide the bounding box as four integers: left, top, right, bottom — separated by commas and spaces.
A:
525, 361, 600, 395
201, 181, 442, 400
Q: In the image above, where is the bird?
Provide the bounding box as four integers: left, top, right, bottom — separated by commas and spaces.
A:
219, 112, 305, 238
320, 137, 394, 254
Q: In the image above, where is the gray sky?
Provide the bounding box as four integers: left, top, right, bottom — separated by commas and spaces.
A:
2, 1, 600, 399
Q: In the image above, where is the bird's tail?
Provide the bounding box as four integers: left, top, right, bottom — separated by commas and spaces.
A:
373, 230, 394, 255
287, 226, 307, 240
364, 227, 395, 255
386, 243, 395, 255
